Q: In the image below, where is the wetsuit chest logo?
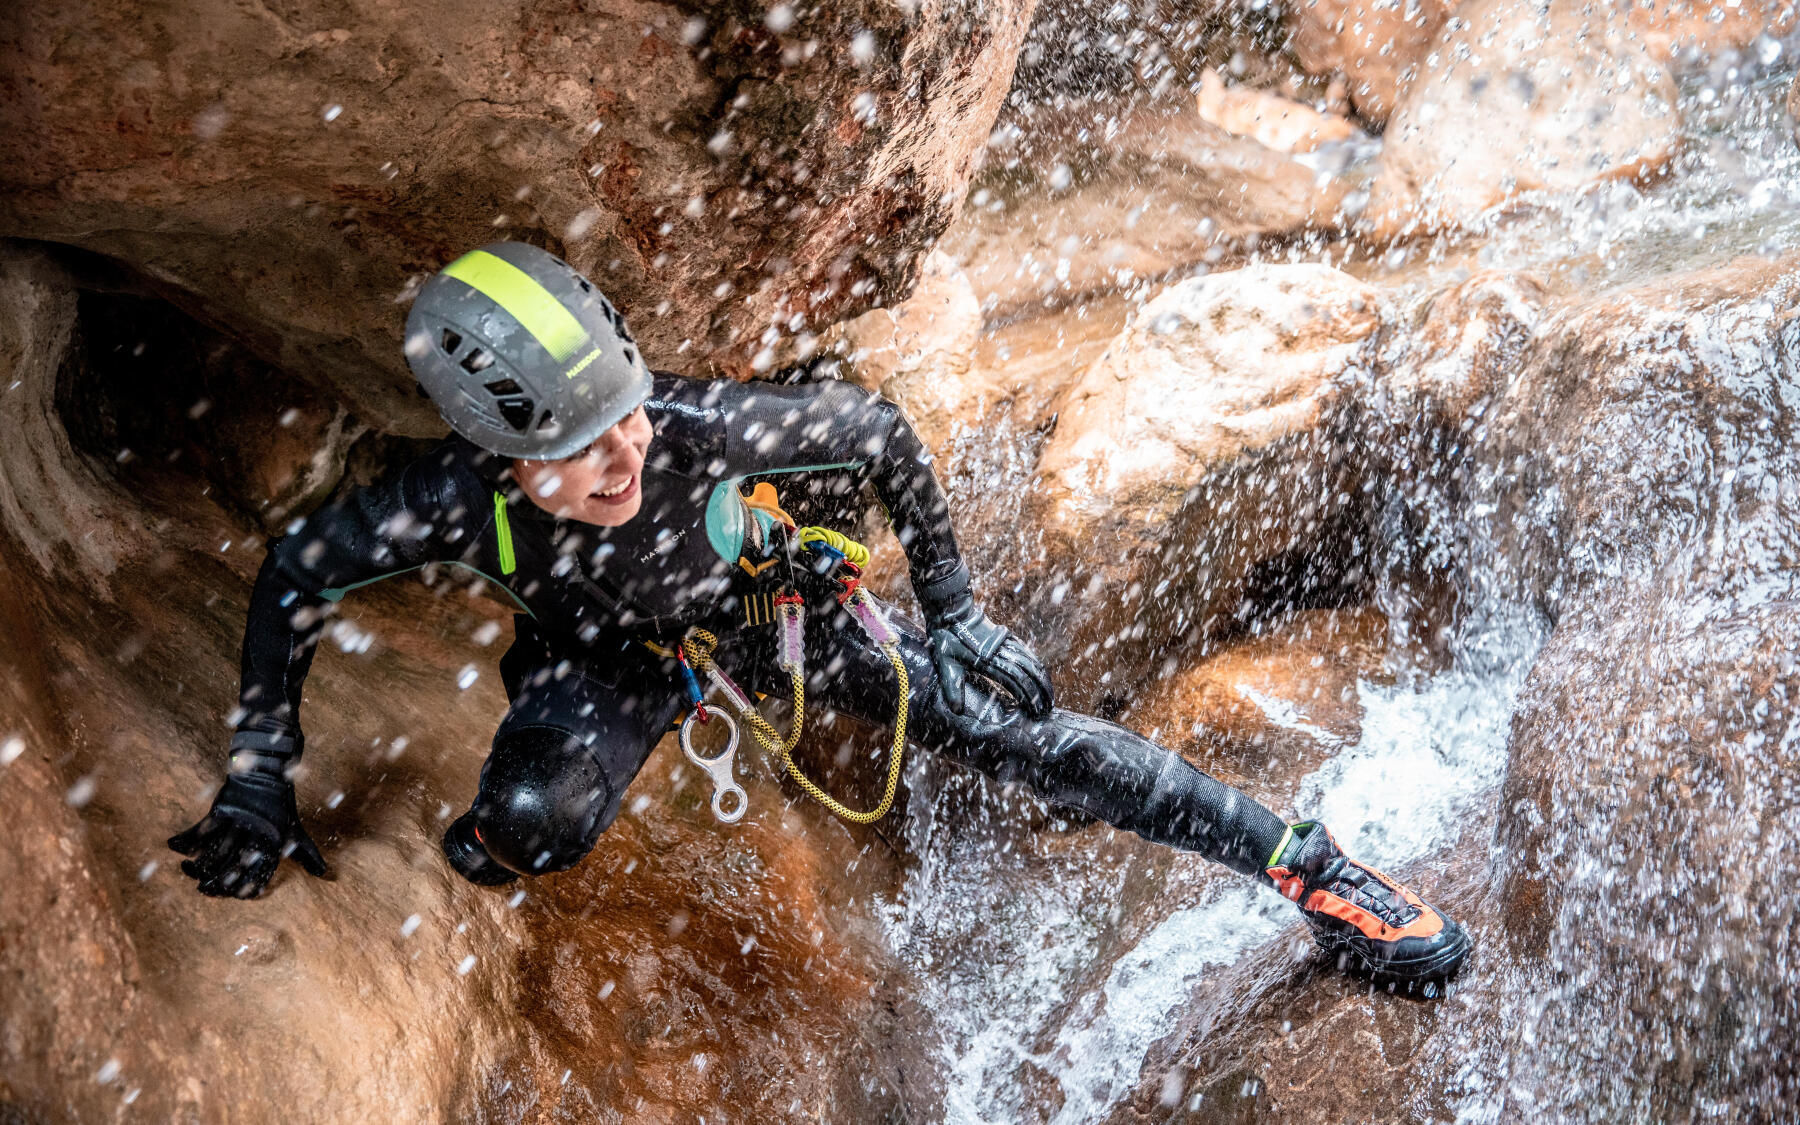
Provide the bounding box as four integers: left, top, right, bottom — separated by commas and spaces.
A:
637, 528, 686, 565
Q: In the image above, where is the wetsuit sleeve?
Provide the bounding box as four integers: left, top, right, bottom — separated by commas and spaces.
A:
234, 450, 474, 749
707, 377, 966, 594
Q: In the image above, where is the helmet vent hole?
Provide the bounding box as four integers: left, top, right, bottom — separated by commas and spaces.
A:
622, 343, 638, 368
577, 279, 592, 293
497, 399, 536, 431
460, 347, 495, 374
535, 410, 557, 432
439, 328, 463, 354
484, 378, 523, 397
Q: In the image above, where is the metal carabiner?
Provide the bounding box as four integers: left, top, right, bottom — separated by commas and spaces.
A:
679, 709, 747, 824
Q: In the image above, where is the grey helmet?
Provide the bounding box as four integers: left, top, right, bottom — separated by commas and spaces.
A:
403, 241, 652, 460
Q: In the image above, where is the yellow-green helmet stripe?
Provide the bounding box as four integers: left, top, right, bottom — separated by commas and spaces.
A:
441, 249, 590, 363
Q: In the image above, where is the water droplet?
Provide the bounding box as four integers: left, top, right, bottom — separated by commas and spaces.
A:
565, 208, 601, 241
850, 30, 875, 65
66, 777, 96, 808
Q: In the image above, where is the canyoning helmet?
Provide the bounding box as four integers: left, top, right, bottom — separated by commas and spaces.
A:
403, 241, 652, 460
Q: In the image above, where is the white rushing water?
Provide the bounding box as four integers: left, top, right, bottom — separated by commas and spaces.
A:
883, 623, 1539, 1125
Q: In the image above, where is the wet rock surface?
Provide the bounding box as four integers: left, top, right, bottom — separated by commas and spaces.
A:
1364, 0, 1682, 240
1027, 263, 1380, 705
1128, 608, 1394, 809
1111, 254, 1800, 1124
4, 0, 1800, 1119
941, 101, 1357, 316
1, 0, 1033, 411
1626, 0, 1798, 63
1282, 0, 1460, 126
1194, 69, 1360, 153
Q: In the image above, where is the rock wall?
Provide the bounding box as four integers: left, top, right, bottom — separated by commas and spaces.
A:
2, 0, 1035, 429
1025, 263, 1379, 706
1109, 255, 1800, 1124
4, 0, 1799, 1119
1363, 0, 1681, 240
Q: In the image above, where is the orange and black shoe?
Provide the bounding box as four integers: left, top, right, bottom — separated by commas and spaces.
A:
1265, 821, 1469, 989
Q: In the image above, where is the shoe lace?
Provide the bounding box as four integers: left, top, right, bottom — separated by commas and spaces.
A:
1316, 857, 1421, 928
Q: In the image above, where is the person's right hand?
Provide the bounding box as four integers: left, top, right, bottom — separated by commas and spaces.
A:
168, 764, 328, 898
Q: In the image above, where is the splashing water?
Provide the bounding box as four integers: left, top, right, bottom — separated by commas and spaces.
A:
1354, 59, 1800, 294
884, 612, 1540, 1124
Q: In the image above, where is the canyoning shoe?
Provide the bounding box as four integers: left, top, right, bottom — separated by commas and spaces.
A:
442, 812, 520, 886
1266, 821, 1469, 989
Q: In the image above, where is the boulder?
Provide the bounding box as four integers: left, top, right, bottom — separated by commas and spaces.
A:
1129, 606, 1393, 807
1363, 0, 1681, 241
1363, 268, 1545, 417
941, 102, 1358, 317
1479, 253, 1800, 1120
1195, 68, 1360, 153
825, 249, 995, 456
1024, 263, 1381, 704
0, 0, 1035, 431
1282, 0, 1462, 126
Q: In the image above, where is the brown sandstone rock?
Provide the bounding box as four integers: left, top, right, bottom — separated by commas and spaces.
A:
1283, 0, 1463, 126
1476, 256, 1800, 1120
1363, 0, 1682, 241
1367, 268, 1546, 415
1195, 68, 1360, 153
826, 249, 997, 457
1025, 263, 1380, 704
941, 102, 1356, 317
0, 0, 1034, 431
1130, 607, 1393, 808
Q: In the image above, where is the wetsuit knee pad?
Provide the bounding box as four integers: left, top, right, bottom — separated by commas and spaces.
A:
473, 725, 617, 875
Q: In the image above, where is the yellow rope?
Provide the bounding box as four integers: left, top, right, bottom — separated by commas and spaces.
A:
796, 526, 870, 570
680, 623, 909, 824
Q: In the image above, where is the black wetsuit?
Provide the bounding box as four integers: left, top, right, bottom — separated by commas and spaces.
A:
235, 375, 1286, 879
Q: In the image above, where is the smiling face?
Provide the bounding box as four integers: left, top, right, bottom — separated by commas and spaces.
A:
511, 404, 653, 526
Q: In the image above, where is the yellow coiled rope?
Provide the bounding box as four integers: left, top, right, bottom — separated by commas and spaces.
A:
678, 603, 909, 824
796, 526, 870, 569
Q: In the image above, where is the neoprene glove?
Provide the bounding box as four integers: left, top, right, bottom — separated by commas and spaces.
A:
168, 734, 328, 898
917, 563, 1054, 719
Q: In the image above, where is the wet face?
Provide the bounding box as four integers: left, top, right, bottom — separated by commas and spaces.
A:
512, 404, 653, 526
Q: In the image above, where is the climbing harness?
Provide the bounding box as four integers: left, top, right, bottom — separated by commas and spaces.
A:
659, 485, 910, 826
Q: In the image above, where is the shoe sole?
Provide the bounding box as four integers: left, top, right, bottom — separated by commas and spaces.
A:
1316, 923, 1471, 991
